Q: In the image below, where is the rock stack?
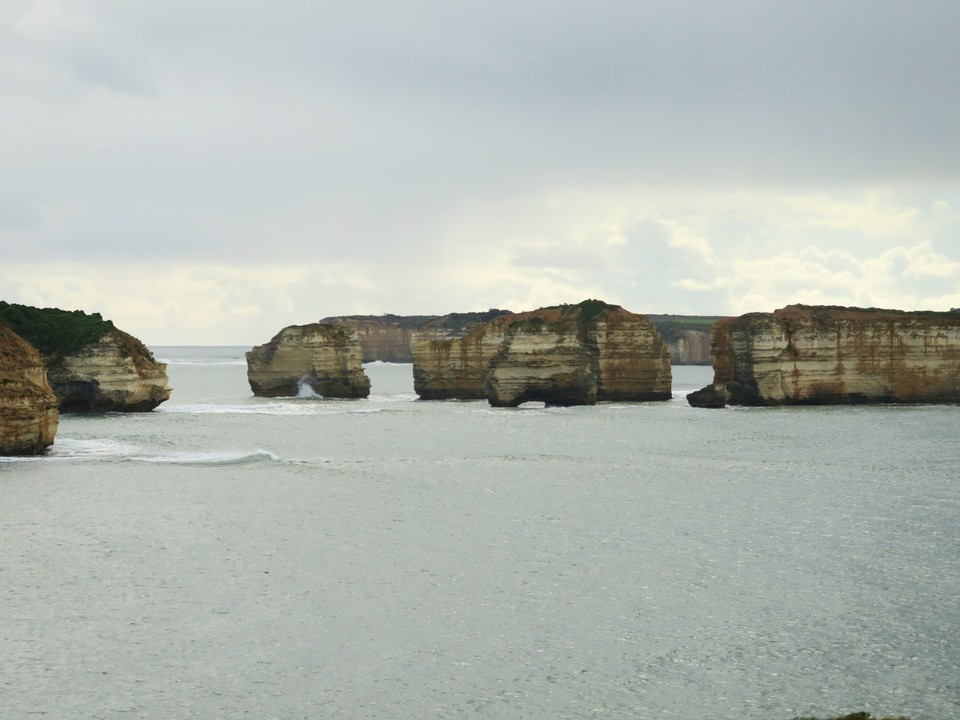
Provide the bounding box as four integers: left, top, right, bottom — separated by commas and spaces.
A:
246, 323, 371, 398
0, 324, 59, 455
688, 304, 960, 407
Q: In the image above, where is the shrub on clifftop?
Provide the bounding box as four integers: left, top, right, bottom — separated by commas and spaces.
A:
0, 301, 116, 358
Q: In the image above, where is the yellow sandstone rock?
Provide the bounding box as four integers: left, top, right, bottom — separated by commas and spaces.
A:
688, 304, 960, 406
246, 323, 370, 398
0, 324, 59, 455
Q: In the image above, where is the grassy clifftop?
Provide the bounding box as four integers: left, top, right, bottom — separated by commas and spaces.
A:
0, 302, 116, 358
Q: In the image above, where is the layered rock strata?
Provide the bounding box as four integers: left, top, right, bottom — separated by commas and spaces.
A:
413, 301, 672, 406
0, 324, 59, 455
411, 310, 513, 400
320, 315, 438, 363
0, 303, 170, 412
688, 304, 960, 407
246, 324, 370, 398
322, 311, 716, 365
485, 317, 599, 406
48, 331, 171, 412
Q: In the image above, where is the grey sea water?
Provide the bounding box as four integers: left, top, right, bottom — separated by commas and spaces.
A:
2, 347, 958, 720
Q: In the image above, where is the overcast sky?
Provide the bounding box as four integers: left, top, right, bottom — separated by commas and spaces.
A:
2, 0, 959, 344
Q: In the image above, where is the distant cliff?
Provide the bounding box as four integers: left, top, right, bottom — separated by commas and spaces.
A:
413, 300, 671, 406
246, 323, 370, 398
321, 311, 511, 363
0, 323, 59, 455
0, 302, 170, 412
320, 314, 437, 363
646, 315, 722, 365
324, 312, 716, 365
688, 304, 960, 407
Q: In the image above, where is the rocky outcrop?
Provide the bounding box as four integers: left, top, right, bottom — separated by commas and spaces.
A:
324, 311, 718, 365
412, 301, 672, 406
0, 324, 59, 455
410, 310, 513, 400
485, 315, 599, 406
320, 315, 440, 363
0, 303, 170, 412
688, 304, 960, 407
246, 323, 370, 398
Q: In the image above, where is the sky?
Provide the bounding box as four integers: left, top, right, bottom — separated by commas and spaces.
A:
2, 0, 959, 345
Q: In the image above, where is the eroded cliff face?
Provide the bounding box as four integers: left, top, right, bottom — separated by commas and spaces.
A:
320, 315, 442, 363
411, 316, 510, 400
413, 301, 672, 406
48, 329, 171, 412
688, 304, 960, 407
0, 324, 59, 455
485, 317, 598, 406
0, 303, 170, 413
589, 311, 673, 401
246, 323, 370, 398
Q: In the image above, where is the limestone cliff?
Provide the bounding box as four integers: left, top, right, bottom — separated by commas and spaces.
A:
412, 301, 671, 406
320, 315, 438, 363
246, 323, 370, 398
486, 302, 672, 406
0, 324, 59, 455
410, 310, 513, 400
0, 303, 170, 413
688, 304, 960, 407
326, 311, 716, 365
485, 315, 599, 406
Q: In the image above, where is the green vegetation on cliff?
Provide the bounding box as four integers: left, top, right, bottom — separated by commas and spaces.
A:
557, 298, 617, 322
0, 302, 115, 358
646, 313, 725, 344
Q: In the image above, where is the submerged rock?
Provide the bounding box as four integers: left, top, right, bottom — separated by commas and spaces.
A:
246, 323, 370, 398
0, 323, 59, 455
412, 301, 672, 406
0, 302, 170, 412
688, 304, 960, 407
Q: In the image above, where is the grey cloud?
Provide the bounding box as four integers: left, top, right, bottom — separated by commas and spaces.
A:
3, 0, 960, 323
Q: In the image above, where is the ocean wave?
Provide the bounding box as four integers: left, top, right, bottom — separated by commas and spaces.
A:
1, 437, 138, 463
158, 402, 383, 416
43, 437, 141, 460
128, 450, 279, 466
156, 358, 247, 366
369, 393, 419, 403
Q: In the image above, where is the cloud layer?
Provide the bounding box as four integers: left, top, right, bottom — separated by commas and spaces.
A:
2, 1, 959, 343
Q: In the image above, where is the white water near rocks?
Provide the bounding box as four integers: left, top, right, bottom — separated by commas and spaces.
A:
2, 347, 958, 719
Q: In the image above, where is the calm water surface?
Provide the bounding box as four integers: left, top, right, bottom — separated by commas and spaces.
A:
2, 348, 958, 719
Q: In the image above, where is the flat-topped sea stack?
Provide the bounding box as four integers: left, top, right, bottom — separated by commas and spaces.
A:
410, 309, 513, 400
688, 304, 960, 407
0, 302, 170, 413
412, 301, 672, 406
246, 323, 370, 398
0, 323, 60, 455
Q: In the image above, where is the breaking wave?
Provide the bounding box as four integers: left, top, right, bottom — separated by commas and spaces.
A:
128, 450, 279, 466
158, 402, 384, 416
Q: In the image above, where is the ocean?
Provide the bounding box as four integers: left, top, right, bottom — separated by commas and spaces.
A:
2, 346, 958, 719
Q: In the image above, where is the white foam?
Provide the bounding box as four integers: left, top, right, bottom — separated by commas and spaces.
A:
159, 402, 382, 416
129, 450, 279, 466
